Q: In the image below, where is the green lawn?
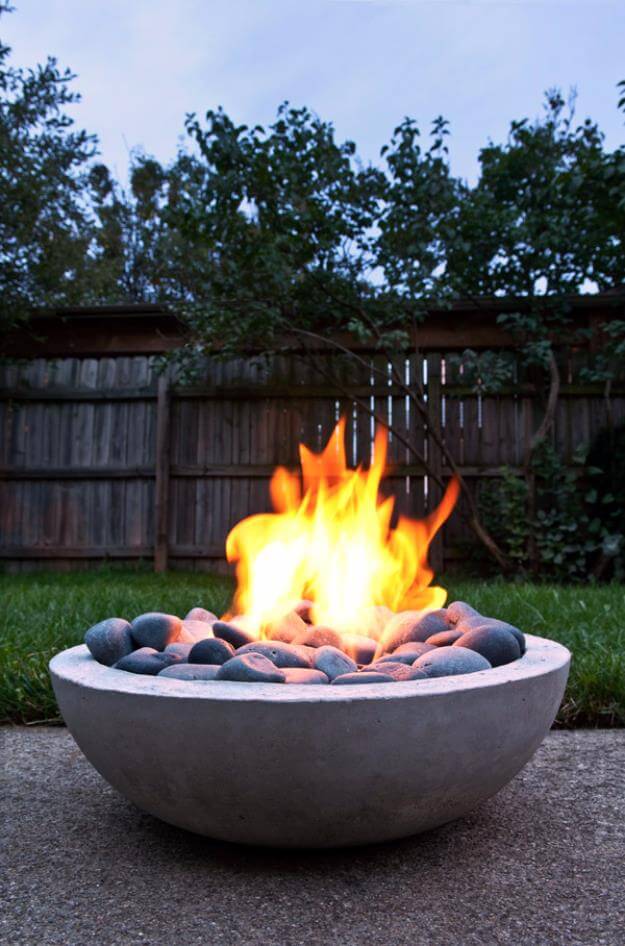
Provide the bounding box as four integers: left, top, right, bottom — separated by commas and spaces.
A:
0, 569, 623, 727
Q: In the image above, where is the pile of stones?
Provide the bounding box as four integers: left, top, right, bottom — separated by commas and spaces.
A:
83, 600, 526, 685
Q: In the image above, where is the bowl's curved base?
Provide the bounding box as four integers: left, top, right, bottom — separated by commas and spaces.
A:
50, 635, 570, 847
134, 793, 499, 848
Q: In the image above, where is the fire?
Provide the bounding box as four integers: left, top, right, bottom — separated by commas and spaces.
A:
225, 418, 459, 639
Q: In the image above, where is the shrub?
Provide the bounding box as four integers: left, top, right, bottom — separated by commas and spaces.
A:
479, 435, 625, 581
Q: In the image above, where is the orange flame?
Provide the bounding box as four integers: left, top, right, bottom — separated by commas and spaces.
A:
225, 418, 459, 638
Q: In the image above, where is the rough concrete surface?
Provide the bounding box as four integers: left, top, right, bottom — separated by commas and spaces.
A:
1, 726, 623, 946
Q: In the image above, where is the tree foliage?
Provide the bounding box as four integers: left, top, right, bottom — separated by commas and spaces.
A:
147, 92, 625, 359
0, 2, 97, 325
172, 104, 382, 350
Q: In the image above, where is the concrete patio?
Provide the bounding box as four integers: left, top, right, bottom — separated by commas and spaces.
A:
1, 727, 623, 946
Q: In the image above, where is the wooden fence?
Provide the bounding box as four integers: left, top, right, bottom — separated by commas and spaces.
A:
1, 299, 624, 572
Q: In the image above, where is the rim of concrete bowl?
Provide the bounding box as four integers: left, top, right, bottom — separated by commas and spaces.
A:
50, 633, 570, 702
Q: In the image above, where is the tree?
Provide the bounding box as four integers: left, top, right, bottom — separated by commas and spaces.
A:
176, 104, 378, 344
446, 90, 625, 570
161, 95, 625, 571
88, 151, 214, 304
0, 2, 97, 327
163, 104, 509, 566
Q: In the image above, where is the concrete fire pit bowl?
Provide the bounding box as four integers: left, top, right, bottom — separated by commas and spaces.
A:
50, 633, 569, 848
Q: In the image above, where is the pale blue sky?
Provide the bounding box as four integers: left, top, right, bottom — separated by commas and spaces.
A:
3, 0, 623, 183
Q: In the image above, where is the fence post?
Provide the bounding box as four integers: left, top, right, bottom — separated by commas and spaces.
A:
154, 370, 171, 572
426, 353, 445, 576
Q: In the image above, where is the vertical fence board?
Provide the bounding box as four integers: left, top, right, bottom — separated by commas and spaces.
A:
426, 353, 444, 573
154, 372, 171, 572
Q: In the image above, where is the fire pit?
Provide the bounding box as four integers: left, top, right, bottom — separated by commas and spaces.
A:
50, 420, 570, 846
50, 634, 568, 847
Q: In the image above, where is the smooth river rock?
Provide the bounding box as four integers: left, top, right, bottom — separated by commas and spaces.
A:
458, 618, 526, 655
188, 637, 235, 665
332, 670, 395, 685
158, 663, 221, 681
379, 610, 421, 649
313, 645, 357, 680
296, 626, 344, 650
339, 634, 377, 665
178, 620, 214, 645
293, 599, 314, 624
114, 647, 181, 676
84, 618, 134, 667
212, 620, 256, 649
365, 661, 428, 681
391, 641, 436, 660
413, 645, 491, 678
184, 607, 218, 625
426, 628, 465, 647
216, 653, 286, 683
282, 668, 330, 685
454, 614, 490, 634
164, 642, 193, 660
454, 626, 521, 667
130, 613, 182, 651
446, 601, 481, 625
382, 609, 449, 651
237, 641, 313, 669
266, 610, 308, 643
375, 652, 415, 665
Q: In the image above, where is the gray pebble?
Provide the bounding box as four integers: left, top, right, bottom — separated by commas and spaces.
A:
313, 645, 357, 680
188, 637, 235, 665
392, 642, 436, 660
85, 618, 134, 666
459, 618, 526, 655
130, 613, 182, 650
405, 668, 429, 680
375, 652, 411, 664
293, 643, 318, 664
178, 620, 215, 644
455, 614, 489, 634
212, 620, 255, 648
158, 663, 221, 681
447, 601, 480, 625
379, 610, 420, 649
365, 661, 427, 681
383, 609, 449, 651
340, 634, 377, 665
453, 626, 521, 667
164, 642, 193, 660
282, 668, 329, 685
375, 648, 428, 665
266, 611, 308, 643
501, 621, 526, 655
114, 647, 181, 675
426, 629, 465, 646
293, 599, 314, 624
217, 653, 286, 683
237, 641, 313, 669
296, 626, 344, 649
413, 646, 491, 678
331, 671, 395, 685
184, 607, 218, 624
